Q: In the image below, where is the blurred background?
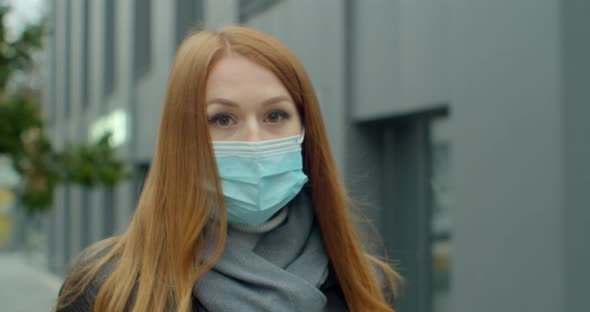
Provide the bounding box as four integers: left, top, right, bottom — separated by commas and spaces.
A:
0, 0, 588, 311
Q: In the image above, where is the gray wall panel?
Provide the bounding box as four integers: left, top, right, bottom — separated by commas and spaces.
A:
353, 0, 448, 121
562, 1, 590, 311
398, 0, 448, 112
350, 0, 399, 121
448, 0, 565, 311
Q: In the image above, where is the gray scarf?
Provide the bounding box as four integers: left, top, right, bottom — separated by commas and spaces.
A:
193, 192, 330, 312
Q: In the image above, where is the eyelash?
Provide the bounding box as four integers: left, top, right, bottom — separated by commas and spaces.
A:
207, 110, 291, 127
265, 110, 290, 122
208, 113, 235, 127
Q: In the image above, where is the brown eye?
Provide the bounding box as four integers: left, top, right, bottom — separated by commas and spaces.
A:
208, 113, 235, 127
265, 110, 289, 123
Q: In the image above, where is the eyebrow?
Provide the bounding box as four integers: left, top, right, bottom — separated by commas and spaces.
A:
206, 95, 293, 107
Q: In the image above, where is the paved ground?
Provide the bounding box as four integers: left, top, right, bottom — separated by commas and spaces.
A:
0, 252, 62, 312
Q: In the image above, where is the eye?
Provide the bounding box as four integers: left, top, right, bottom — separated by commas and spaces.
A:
264, 110, 290, 123
208, 113, 236, 127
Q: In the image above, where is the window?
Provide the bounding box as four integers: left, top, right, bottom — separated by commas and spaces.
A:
80, 188, 90, 248
64, 0, 71, 119
103, 189, 115, 237
176, 0, 203, 47
63, 186, 71, 270
49, 0, 58, 125
430, 117, 453, 312
103, 0, 116, 99
134, 0, 152, 79
379, 108, 451, 312
48, 205, 58, 271
238, 0, 282, 23
81, 0, 90, 110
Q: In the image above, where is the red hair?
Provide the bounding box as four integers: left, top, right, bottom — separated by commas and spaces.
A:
57, 26, 400, 312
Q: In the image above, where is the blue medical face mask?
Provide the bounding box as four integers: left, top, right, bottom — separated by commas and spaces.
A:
212, 131, 308, 227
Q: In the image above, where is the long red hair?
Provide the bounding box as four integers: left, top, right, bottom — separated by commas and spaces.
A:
57, 26, 400, 312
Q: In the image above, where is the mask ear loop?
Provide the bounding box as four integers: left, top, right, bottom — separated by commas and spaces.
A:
297, 128, 305, 144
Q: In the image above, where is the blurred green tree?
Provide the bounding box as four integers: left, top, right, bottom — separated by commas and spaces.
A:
0, 5, 128, 214
0, 6, 43, 90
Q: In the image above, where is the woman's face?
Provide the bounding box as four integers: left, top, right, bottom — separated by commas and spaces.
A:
205, 54, 303, 142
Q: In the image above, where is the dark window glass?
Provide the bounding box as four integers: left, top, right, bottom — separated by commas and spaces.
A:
104, 0, 116, 99
103, 189, 115, 237
176, 0, 203, 47
63, 187, 71, 268
379, 108, 450, 312
64, 0, 71, 119
238, 0, 282, 23
82, 0, 90, 110
134, 0, 152, 79
49, 0, 58, 124
429, 117, 452, 312
80, 188, 90, 248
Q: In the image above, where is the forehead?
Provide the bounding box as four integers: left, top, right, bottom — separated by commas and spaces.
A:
205, 54, 290, 98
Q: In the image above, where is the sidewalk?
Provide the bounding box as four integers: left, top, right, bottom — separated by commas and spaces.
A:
0, 252, 62, 312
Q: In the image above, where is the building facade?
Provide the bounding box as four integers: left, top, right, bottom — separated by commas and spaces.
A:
42, 1, 589, 312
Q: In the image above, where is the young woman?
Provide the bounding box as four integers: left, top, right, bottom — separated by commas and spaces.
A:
57, 26, 400, 312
